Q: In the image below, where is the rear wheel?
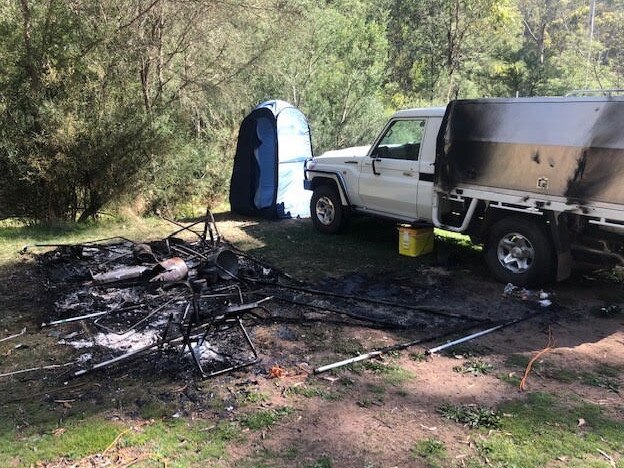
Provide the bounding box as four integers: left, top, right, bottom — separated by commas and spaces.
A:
484, 216, 555, 287
310, 185, 349, 234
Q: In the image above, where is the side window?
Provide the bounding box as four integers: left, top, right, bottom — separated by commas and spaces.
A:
373, 119, 425, 161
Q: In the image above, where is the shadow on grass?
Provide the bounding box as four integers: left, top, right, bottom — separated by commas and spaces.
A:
231, 214, 485, 282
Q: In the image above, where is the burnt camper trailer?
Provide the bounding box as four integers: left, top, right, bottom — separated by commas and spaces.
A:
304, 96, 624, 285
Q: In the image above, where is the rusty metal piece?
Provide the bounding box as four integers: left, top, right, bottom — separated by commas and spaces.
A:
149, 257, 188, 282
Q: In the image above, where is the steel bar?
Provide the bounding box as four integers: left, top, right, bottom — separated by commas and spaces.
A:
270, 295, 419, 329
97, 297, 183, 335
0, 362, 76, 379
162, 216, 211, 243
43, 304, 146, 328
258, 281, 485, 322
73, 341, 163, 377
426, 312, 544, 355
42, 311, 109, 327
0, 328, 26, 342
314, 311, 546, 374
313, 324, 480, 374
315, 351, 384, 373
26, 237, 135, 251
426, 324, 508, 354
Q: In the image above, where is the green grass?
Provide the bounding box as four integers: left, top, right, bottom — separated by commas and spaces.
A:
308, 455, 333, 468
437, 404, 502, 429
240, 407, 294, 430
453, 359, 494, 376
409, 351, 428, 362
582, 375, 620, 393
0, 415, 242, 466
479, 392, 624, 467
411, 438, 447, 468
352, 360, 415, 386
228, 217, 434, 281
284, 383, 341, 400
0, 217, 176, 265
238, 390, 270, 405
504, 353, 532, 369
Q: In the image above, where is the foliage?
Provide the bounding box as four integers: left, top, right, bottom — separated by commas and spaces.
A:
437, 403, 502, 428
453, 359, 494, 375
1, 0, 624, 222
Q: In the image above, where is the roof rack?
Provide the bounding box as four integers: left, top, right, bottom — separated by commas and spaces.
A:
565, 88, 624, 97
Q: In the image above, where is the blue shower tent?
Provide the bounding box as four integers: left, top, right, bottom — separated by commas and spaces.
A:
229, 100, 312, 219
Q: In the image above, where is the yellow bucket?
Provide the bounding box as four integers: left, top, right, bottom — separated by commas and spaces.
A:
398, 225, 434, 257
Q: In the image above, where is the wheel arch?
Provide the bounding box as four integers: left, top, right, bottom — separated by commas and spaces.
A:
307, 172, 350, 206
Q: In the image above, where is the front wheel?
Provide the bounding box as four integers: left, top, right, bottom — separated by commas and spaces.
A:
310, 185, 349, 234
484, 216, 555, 287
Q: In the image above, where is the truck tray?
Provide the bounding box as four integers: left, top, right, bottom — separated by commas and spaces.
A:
437, 97, 624, 206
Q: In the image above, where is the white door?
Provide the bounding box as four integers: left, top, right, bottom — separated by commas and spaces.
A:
358, 119, 426, 219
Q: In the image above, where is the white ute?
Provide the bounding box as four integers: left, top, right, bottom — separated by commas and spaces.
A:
304, 96, 624, 286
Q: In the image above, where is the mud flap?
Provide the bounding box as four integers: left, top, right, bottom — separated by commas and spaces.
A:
547, 212, 572, 281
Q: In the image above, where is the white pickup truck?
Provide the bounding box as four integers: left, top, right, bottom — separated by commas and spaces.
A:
304, 97, 624, 286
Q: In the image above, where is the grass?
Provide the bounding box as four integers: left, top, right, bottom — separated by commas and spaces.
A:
0, 217, 175, 265
0, 415, 242, 466
453, 359, 494, 376
227, 217, 437, 281
284, 383, 341, 400
308, 455, 333, 468
238, 390, 270, 405
582, 375, 620, 393
411, 438, 447, 468
498, 372, 522, 387
352, 360, 415, 387
479, 392, 624, 467
409, 351, 428, 362
505, 354, 621, 393
240, 407, 294, 430
437, 403, 502, 429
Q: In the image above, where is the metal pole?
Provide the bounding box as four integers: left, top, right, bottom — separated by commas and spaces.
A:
313, 311, 545, 374
0, 362, 76, 379
42, 311, 109, 327
426, 323, 507, 354
314, 322, 482, 374
0, 328, 26, 342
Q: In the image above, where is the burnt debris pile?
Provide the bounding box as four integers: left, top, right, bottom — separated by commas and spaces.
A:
36, 212, 274, 378
9, 211, 498, 381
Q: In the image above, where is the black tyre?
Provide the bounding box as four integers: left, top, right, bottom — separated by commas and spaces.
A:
310, 184, 349, 234
484, 216, 555, 287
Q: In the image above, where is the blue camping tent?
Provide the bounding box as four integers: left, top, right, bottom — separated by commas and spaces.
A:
229, 100, 312, 219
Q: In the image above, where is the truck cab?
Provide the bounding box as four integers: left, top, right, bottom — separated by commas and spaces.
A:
304, 107, 444, 231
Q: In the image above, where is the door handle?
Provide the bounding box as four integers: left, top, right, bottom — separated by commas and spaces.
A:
344, 161, 358, 165
402, 172, 413, 177
372, 158, 381, 175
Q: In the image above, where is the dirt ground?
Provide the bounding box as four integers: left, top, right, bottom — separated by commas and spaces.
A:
1, 215, 623, 467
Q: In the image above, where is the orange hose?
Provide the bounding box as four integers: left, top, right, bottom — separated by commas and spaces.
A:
519, 327, 555, 391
